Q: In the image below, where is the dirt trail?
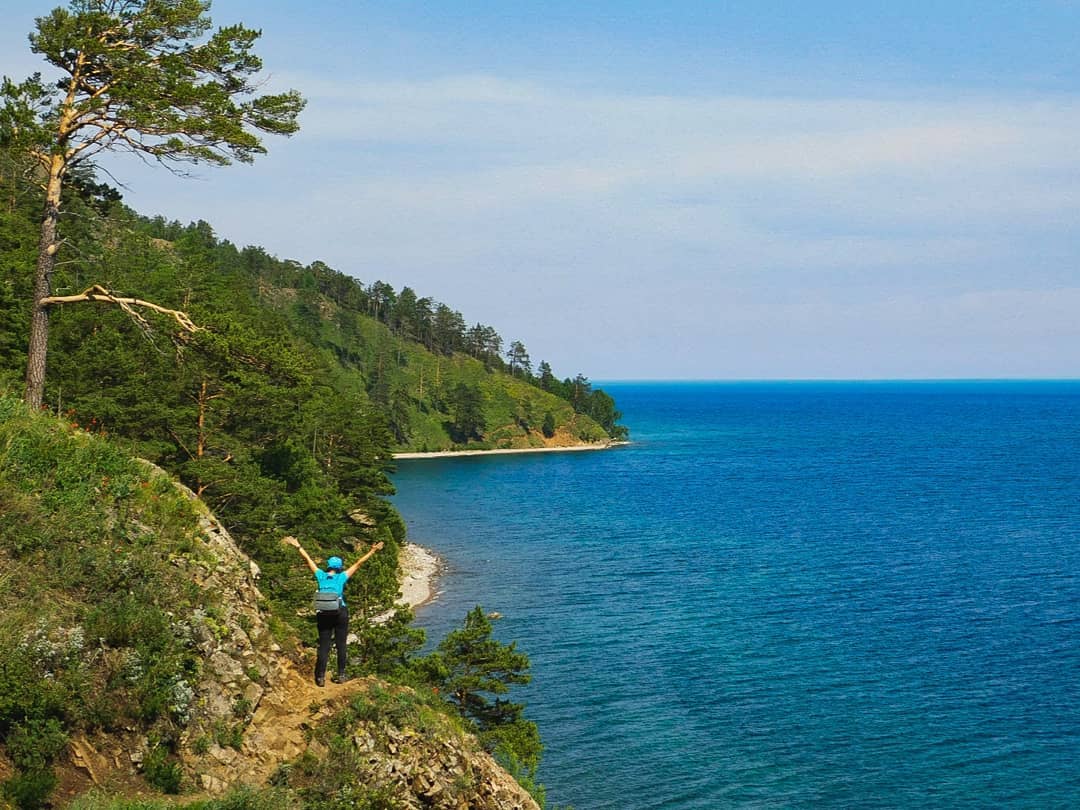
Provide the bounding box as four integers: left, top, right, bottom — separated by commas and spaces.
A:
196, 654, 369, 794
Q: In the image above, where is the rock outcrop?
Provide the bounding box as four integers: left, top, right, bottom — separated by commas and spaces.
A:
345, 697, 540, 810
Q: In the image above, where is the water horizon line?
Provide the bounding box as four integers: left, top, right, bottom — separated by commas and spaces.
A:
595, 376, 1080, 385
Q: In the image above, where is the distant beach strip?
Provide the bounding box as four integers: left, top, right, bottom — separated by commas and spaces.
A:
393, 441, 628, 460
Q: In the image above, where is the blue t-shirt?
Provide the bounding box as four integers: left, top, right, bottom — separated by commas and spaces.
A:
314, 569, 349, 606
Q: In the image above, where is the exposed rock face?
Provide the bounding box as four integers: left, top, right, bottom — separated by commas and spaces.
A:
193, 674, 539, 809
63, 464, 538, 810
348, 711, 540, 810
348, 508, 377, 528
145, 467, 287, 772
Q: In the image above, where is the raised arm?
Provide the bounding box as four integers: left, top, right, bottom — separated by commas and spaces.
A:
345, 541, 385, 578
282, 535, 319, 575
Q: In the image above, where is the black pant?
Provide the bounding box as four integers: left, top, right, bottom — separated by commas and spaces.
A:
316, 604, 349, 681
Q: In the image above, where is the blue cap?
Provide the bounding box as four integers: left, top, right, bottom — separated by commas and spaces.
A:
327, 556, 344, 571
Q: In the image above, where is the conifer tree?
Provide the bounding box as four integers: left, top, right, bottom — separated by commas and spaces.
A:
1, 0, 304, 409
447, 382, 485, 442
541, 410, 556, 438
429, 606, 533, 730
506, 340, 531, 377
423, 606, 543, 789
537, 360, 556, 391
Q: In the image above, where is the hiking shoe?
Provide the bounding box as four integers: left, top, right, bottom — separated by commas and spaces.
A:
331, 673, 350, 684
315, 676, 325, 687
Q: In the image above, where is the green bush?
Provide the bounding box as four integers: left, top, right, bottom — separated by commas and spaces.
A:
85, 597, 169, 649
2, 768, 58, 810
201, 787, 300, 810
213, 720, 244, 751
0, 646, 66, 735
348, 607, 425, 678
5, 718, 68, 772
541, 411, 556, 438
142, 745, 182, 794
65, 793, 169, 810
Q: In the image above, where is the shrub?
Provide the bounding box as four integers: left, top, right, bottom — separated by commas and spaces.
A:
0, 683, 69, 809
213, 720, 244, 751
65, 786, 299, 810
541, 412, 556, 438
2, 768, 58, 810
348, 607, 425, 678
142, 745, 182, 794
203, 786, 300, 810
5, 718, 68, 772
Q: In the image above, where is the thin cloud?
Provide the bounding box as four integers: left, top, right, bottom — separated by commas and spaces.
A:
281, 73, 1080, 229
101, 71, 1080, 377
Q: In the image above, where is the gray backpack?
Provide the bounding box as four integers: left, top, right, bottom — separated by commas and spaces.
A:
313, 590, 342, 614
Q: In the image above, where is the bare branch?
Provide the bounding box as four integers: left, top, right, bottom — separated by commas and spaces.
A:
39, 284, 204, 334
85, 161, 130, 191
168, 427, 196, 461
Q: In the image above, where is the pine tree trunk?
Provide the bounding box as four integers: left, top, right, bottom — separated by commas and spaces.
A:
197, 377, 208, 459
24, 158, 64, 411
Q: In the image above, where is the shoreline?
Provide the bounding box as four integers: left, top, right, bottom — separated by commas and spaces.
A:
397, 542, 442, 610
393, 440, 628, 460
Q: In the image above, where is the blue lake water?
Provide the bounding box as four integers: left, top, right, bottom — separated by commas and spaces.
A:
390, 381, 1080, 809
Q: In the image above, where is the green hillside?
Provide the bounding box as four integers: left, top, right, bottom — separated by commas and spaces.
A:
0, 398, 544, 810
0, 201, 623, 454
0, 395, 216, 807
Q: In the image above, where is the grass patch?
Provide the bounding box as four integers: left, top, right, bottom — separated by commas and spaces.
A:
0, 396, 222, 803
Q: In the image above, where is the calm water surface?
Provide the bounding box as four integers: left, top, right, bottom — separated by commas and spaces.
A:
390, 382, 1080, 809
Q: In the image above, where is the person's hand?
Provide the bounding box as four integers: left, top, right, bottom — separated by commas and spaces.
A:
282, 535, 300, 548
372, 541, 385, 552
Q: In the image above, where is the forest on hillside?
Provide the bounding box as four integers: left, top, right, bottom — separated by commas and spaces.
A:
0, 168, 626, 528
0, 0, 625, 558
0, 144, 627, 620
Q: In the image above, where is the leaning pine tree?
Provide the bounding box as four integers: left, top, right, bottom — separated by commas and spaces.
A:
425, 605, 544, 794
0, 0, 305, 409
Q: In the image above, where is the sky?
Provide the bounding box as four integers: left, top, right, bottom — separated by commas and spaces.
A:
2, 0, 1079, 380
